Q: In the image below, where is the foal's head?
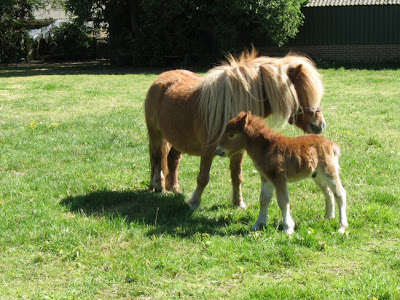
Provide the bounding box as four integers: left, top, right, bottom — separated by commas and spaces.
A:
216, 112, 250, 158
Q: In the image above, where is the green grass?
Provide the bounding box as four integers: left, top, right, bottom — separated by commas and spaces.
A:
1, 62, 399, 299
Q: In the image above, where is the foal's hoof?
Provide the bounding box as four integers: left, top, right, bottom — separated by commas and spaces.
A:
283, 227, 295, 235
338, 226, 346, 234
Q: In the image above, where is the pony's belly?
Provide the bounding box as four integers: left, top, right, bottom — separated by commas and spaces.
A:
163, 132, 203, 155
159, 111, 204, 155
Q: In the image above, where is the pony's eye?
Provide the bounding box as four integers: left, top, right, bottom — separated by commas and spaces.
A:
228, 132, 235, 138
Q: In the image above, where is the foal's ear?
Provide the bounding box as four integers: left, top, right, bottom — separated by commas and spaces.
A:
288, 64, 302, 83
237, 112, 249, 129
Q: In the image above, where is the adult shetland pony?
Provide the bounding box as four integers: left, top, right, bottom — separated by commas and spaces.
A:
145, 50, 325, 210
216, 112, 348, 234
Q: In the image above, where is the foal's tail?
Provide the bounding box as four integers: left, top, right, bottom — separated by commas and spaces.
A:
332, 143, 341, 170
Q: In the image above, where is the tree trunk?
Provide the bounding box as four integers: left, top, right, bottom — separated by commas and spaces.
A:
127, 0, 140, 38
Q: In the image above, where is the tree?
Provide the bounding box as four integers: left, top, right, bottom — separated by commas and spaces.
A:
64, 0, 307, 65
0, 0, 65, 63
0, 0, 33, 63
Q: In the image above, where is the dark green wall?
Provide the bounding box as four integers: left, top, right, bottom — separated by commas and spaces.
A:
290, 5, 400, 45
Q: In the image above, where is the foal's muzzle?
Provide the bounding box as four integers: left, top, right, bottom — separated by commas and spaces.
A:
215, 146, 226, 157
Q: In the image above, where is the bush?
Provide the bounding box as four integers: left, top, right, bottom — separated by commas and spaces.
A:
39, 22, 94, 61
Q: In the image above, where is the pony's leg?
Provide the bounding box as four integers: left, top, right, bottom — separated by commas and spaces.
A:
148, 129, 165, 193
273, 177, 295, 234
312, 176, 335, 219
252, 178, 274, 231
187, 152, 214, 210
229, 151, 247, 209
165, 147, 182, 192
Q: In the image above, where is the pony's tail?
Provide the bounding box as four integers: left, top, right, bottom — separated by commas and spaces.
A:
160, 139, 170, 182
145, 79, 170, 191
148, 137, 170, 192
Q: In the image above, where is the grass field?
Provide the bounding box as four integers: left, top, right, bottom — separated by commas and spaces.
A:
0, 62, 399, 299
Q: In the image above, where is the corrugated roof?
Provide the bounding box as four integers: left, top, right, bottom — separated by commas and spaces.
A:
305, 0, 400, 6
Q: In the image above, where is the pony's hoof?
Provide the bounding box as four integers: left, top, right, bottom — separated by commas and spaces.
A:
251, 223, 264, 231
166, 183, 180, 193
338, 226, 346, 234
150, 182, 164, 193
236, 202, 247, 210
186, 201, 200, 211
149, 185, 164, 193
171, 186, 181, 193
154, 187, 164, 193
189, 204, 200, 211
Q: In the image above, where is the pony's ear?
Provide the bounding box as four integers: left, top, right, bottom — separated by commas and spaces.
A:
288, 65, 302, 83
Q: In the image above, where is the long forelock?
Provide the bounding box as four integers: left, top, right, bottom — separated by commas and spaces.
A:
282, 54, 324, 108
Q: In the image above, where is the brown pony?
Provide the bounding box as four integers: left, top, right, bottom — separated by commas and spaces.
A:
216, 112, 348, 234
145, 50, 325, 210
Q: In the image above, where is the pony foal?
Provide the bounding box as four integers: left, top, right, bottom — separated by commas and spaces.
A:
216, 112, 348, 234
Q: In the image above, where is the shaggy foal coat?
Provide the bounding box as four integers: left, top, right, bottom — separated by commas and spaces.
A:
216, 112, 348, 234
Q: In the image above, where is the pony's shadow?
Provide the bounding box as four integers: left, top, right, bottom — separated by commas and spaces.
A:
60, 190, 249, 237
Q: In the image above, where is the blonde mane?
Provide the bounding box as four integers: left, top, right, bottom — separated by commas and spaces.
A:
194, 50, 323, 143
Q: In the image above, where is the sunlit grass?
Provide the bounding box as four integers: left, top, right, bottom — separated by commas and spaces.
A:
0, 63, 399, 299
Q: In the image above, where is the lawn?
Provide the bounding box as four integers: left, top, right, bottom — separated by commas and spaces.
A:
0, 62, 399, 299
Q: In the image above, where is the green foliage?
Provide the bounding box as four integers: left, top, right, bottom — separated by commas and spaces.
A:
64, 0, 307, 65
45, 22, 93, 60
252, 0, 308, 46
0, 0, 33, 63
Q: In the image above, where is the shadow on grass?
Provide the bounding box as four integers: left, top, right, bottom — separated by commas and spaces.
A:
0, 61, 163, 77
60, 189, 250, 237
0, 60, 208, 77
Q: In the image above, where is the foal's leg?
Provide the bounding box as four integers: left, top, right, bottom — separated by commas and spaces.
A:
229, 151, 247, 209
327, 176, 348, 234
273, 177, 295, 234
187, 151, 214, 210
312, 176, 335, 219
252, 178, 274, 231
318, 168, 348, 234
148, 129, 165, 192
165, 147, 182, 192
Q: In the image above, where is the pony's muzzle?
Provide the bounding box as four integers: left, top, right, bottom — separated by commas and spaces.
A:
215, 146, 226, 157
311, 121, 325, 134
